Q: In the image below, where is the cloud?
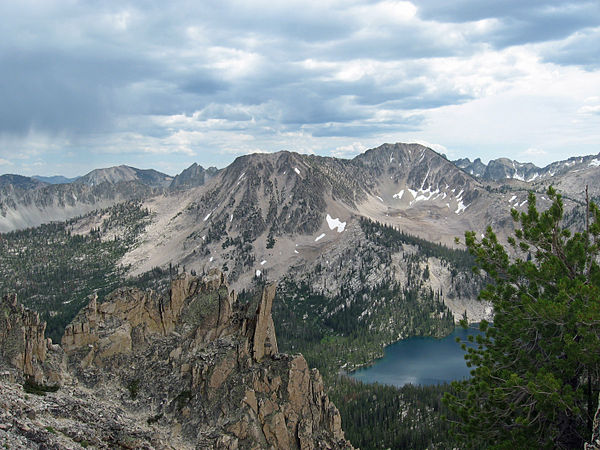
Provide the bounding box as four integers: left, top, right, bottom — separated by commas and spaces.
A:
523, 147, 547, 156
578, 105, 600, 115
309, 115, 424, 138
541, 27, 600, 69
0, 0, 599, 173
415, 140, 448, 155
331, 142, 367, 158
416, 1, 600, 48
0, 158, 13, 166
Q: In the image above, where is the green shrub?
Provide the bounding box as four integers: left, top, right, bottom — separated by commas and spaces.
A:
127, 379, 140, 399
23, 378, 59, 396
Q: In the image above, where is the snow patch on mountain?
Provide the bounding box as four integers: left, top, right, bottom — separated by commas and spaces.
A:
455, 190, 469, 214
456, 201, 468, 214
410, 186, 440, 206
326, 214, 346, 232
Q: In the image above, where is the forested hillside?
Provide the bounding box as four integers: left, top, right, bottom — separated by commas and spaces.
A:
0, 206, 485, 449
0, 201, 152, 342
266, 218, 486, 449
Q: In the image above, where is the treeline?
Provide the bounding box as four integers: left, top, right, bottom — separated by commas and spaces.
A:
330, 377, 458, 449
270, 277, 458, 449
265, 218, 483, 449
273, 277, 454, 376
359, 217, 475, 271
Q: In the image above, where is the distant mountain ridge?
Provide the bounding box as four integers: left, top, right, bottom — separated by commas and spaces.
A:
0, 174, 47, 190
0, 165, 175, 233
1, 143, 598, 237
0, 165, 191, 232
75, 165, 173, 188
32, 175, 79, 184
454, 153, 600, 183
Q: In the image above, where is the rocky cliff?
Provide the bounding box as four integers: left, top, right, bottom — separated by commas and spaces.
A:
587, 394, 600, 450
0, 293, 65, 386
0, 271, 352, 449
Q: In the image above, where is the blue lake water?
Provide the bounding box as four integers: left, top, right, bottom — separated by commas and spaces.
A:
350, 326, 483, 387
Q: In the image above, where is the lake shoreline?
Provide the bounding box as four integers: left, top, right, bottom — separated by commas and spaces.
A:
347, 324, 483, 387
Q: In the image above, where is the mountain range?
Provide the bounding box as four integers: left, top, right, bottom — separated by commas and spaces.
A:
1, 143, 597, 324
2, 144, 597, 234
1, 142, 599, 448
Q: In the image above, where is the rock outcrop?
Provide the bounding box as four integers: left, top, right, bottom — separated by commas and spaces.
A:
586, 394, 600, 450
1, 271, 353, 449
0, 294, 64, 385
62, 271, 234, 362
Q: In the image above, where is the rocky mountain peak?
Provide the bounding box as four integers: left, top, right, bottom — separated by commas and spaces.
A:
483, 158, 539, 181
223, 150, 310, 183
76, 165, 172, 188
455, 157, 487, 177
169, 163, 218, 190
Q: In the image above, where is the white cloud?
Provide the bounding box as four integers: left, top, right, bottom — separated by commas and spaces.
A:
0, 158, 13, 166
353, 1, 418, 25
331, 142, 366, 158
578, 103, 600, 115
523, 148, 547, 156
415, 140, 448, 155
413, 47, 600, 165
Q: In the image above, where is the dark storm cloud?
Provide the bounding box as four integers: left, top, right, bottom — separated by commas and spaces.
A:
0, 47, 154, 134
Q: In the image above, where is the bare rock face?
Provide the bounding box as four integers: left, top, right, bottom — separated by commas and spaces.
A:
586, 394, 600, 450
1, 272, 352, 449
248, 283, 278, 362
62, 269, 234, 366
0, 293, 64, 385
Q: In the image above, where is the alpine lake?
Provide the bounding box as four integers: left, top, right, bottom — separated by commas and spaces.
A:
350, 325, 483, 386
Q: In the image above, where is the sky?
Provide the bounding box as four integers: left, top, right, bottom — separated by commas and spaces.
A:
1, 0, 599, 177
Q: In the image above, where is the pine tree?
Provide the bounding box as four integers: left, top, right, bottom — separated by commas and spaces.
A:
444, 187, 600, 449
